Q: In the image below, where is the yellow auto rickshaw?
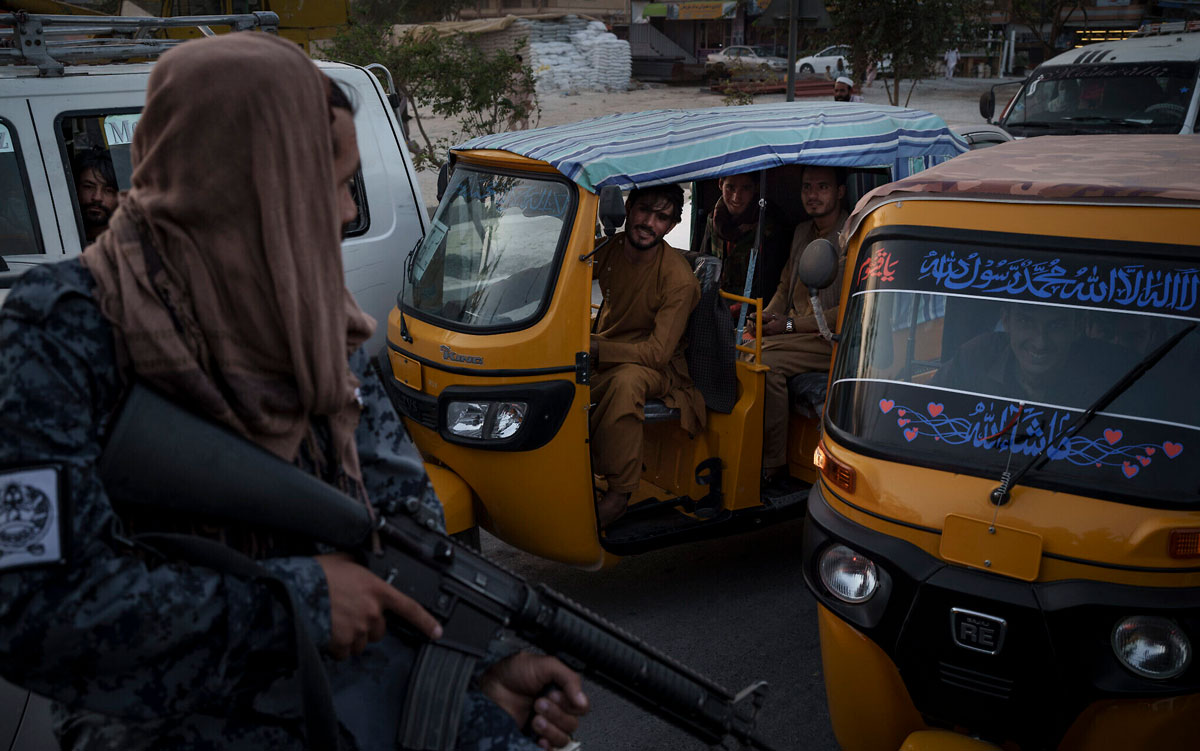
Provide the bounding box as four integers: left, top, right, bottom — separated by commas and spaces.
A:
796, 135, 1200, 750
378, 102, 966, 567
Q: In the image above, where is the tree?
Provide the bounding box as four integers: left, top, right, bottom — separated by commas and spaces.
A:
828, 0, 986, 107
321, 20, 537, 171
1008, 0, 1088, 59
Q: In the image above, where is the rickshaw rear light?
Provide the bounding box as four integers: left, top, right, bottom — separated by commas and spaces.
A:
1112, 616, 1191, 680
818, 544, 878, 603
1169, 529, 1200, 559
814, 443, 856, 493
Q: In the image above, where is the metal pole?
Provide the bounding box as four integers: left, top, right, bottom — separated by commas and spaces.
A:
786, 0, 798, 102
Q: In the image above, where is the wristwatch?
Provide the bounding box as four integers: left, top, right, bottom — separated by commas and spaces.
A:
785, 317, 794, 333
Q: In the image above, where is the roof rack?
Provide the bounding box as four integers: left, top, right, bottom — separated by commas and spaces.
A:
1130, 19, 1200, 37
0, 11, 279, 76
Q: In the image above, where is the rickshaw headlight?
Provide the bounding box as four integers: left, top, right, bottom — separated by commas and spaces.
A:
819, 544, 878, 603
1112, 616, 1191, 680
446, 400, 527, 440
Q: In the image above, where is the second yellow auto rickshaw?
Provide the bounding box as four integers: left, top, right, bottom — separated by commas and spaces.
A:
795, 135, 1200, 750
376, 102, 967, 567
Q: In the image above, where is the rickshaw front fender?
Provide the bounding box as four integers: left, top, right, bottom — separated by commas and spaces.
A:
899, 731, 1002, 751
425, 463, 474, 535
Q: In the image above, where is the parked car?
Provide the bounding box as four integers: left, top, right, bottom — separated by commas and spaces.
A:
706, 44, 787, 72
794, 44, 850, 75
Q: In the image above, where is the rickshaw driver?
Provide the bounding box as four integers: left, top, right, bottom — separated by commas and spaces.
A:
936, 305, 1122, 405
589, 184, 705, 528
749, 165, 849, 489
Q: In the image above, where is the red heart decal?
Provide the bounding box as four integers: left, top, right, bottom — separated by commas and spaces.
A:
1137, 455, 1151, 466
898, 409, 907, 417
897, 418, 910, 427
879, 399, 895, 414
1122, 461, 1139, 478
927, 402, 944, 418
1146, 447, 1156, 455
1095, 463, 1102, 468
1163, 442, 1183, 459
1103, 429, 1122, 445
904, 427, 919, 442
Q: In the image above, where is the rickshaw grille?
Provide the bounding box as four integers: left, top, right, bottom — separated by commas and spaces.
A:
937, 661, 1015, 700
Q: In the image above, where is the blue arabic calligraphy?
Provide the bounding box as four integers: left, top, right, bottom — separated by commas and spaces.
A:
878, 397, 1185, 479
917, 250, 1200, 313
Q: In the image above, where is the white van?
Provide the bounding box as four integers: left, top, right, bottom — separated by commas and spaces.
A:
0, 12, 428, 351
0, 13, 427, 748
980, 21, 1200, 137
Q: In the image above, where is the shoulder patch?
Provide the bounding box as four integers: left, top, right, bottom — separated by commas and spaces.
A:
0, 466, 65, 570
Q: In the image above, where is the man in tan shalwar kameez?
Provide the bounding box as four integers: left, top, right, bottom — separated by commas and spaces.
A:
752, 165, 849, 485
590, 184, 705, 527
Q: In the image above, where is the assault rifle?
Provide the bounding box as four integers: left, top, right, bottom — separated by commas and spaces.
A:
98, 384, 777, 751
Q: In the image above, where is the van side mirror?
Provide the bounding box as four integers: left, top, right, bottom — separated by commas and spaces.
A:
798, 238, 839, 291
598, 186, 625, 237
979, 89, 996, 123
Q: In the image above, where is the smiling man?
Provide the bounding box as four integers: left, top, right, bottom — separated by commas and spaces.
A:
702, 172, 787, 302
589, 185, 705, 528
752, 165, 849, 490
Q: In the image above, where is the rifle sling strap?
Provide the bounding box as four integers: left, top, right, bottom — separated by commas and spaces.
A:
398, 643, 477, 751
131, 533, 343, 751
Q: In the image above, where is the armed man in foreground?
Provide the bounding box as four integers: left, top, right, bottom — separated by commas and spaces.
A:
0, 33, 586, 750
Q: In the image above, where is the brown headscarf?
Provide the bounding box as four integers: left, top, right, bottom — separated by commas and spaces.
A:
81, 32, 375, 490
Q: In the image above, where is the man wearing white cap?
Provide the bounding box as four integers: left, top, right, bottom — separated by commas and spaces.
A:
833, 76, 862, 102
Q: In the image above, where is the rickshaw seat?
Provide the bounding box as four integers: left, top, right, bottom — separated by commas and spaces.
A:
642, 252, 738, 423
788, 372, 827, 419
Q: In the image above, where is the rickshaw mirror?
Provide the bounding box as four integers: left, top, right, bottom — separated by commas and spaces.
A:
798, 238, 839, 291
979, 88, 996, 122
598, 185, 625, 237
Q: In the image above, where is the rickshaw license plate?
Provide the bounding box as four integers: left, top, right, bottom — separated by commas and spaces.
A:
940, 515, 1043, 582
390, 351, 423, 391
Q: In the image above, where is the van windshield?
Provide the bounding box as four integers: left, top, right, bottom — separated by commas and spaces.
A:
1001, 61, 1197, 135
827, 237, 1200, 507
404, 168, 575, 330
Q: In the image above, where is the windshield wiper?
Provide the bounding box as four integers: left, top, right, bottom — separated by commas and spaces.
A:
990, 322, 1197, 505
1061, 115, 1151, 128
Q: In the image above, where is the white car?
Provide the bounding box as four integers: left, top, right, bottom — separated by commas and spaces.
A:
706, 45, 787, 72
794, 44, 851, 76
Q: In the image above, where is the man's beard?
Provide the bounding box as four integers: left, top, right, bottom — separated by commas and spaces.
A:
834, 94, 850, 102
627, 225, 663, 251
83, 204, 112, 228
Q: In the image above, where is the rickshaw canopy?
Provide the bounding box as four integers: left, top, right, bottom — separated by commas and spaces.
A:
454, 102, 969, 193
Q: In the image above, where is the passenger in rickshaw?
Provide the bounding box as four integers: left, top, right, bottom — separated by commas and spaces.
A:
701, 172, 788, 304
749, 165, 849, 488
589, 184, 706, 528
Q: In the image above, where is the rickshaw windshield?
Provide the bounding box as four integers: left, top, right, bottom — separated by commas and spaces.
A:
404, 168, 576, 331
827, 237, 1200, 507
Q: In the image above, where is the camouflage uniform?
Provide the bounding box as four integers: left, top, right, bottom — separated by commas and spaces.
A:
0, 260, 537, 751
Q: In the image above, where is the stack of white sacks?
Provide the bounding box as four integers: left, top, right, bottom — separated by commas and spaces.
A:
523, 18, 631, 94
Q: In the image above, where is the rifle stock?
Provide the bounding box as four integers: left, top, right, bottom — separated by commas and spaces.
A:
99, 384, 778, 751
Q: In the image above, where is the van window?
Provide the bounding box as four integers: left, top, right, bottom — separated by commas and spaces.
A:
404, 168, 576, 331
828, 236, 1200, 508
0, 121, 42, 256
56, 110, 369, 242
1003, 61, 1198, 135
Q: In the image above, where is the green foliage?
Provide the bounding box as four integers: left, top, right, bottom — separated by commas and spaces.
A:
320, 20, 538, 171
721, 84, 756, 106
828, 0, 986, 106
350, 0, 473, 25
1009, 0, 1087, 58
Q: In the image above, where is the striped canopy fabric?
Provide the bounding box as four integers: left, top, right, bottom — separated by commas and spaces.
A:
455, 102, 969, 193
